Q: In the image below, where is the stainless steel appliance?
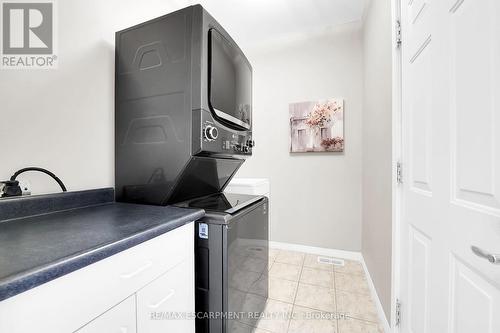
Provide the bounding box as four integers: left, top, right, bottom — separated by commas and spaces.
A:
115, 4, 254, 205
175, 193, 269, 333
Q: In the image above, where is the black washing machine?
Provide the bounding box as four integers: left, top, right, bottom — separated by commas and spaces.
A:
176, 193, 269, 333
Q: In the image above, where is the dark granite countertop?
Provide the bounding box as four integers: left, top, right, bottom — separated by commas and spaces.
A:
0, 188, 204, 302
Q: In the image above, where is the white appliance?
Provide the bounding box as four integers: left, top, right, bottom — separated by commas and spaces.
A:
224, 178, 270, 197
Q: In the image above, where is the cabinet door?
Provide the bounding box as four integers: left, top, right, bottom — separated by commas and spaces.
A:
76, 295, 136, 333
137, 260, 194, 332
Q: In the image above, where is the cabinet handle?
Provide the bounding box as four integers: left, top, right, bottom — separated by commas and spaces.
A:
471, 246, 500, 264
120, 261, 153, 279
149, 289, 175, 309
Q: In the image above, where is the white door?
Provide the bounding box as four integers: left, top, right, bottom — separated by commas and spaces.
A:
400, 0, 500, 332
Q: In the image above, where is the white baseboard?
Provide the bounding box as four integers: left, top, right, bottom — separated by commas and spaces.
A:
269, 241, 362, 261
268, 241, 391, 332
360, 256, 391, 333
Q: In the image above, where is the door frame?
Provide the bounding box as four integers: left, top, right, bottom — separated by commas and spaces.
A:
391, 0, 403, 331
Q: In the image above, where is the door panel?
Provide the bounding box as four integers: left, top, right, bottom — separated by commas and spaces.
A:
409, 41, 433, 195
450, 0, 500, 215
410, 0, 429, 25
448, 255, 500, 333
408, 227, 430, 333
407, 0, 432, 60
400, 0, 500, 332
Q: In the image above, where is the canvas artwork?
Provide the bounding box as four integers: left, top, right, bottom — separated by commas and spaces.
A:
289, 98, 344, 152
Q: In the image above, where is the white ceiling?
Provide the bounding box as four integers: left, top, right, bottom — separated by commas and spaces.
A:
184, 0, 368, 50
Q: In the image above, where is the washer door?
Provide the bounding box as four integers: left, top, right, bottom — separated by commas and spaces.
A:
225, 201, 269, 331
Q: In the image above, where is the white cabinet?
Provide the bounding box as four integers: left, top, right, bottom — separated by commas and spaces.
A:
0, 223, 194, 333
137, 260, 195, 333
76, 295, 136, 333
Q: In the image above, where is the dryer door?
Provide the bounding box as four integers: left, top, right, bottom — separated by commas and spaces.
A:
208, 28, 252, 130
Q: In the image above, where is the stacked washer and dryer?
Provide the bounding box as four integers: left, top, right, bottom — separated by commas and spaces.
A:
114, 5, 268, 333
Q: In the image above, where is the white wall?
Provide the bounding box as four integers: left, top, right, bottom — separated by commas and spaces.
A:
0, 0, 190, 193
361, 0, 393, 322
237, 25, 364, 251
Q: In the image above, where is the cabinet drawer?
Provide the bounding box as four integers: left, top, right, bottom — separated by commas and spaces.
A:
137, 260, 195, 333
113, 224, 189, 292
76, 295, 136, 333
0, 222, 194, 333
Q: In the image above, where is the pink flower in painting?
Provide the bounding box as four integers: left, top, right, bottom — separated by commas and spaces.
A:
305, 100, 341, 128
321, 136, 344, 150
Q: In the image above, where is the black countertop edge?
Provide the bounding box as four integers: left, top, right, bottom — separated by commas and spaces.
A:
0, 208, 204, 302
0, 187, 115, 222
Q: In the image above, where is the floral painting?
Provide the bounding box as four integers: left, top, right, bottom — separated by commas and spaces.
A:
289, 98, 344, 152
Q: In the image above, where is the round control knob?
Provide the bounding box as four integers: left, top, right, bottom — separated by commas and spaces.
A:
204, 125, 219, 141
247, 139, 255, 148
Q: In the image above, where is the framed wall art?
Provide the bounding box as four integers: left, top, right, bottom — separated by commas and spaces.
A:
289, 98, 344, 153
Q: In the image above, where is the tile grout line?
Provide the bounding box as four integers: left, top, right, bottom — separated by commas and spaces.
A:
336, 262, 384, 332
286, 254, 304, 333
296, 254, 338, 332
272, 251, 382, 332
248, 249, 281, 332
333, 267, 340, 333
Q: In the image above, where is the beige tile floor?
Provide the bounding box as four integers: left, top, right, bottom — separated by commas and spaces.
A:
230, 248, 384, 333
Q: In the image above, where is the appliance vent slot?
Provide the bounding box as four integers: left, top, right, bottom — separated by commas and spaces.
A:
317, 256, 345, 266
